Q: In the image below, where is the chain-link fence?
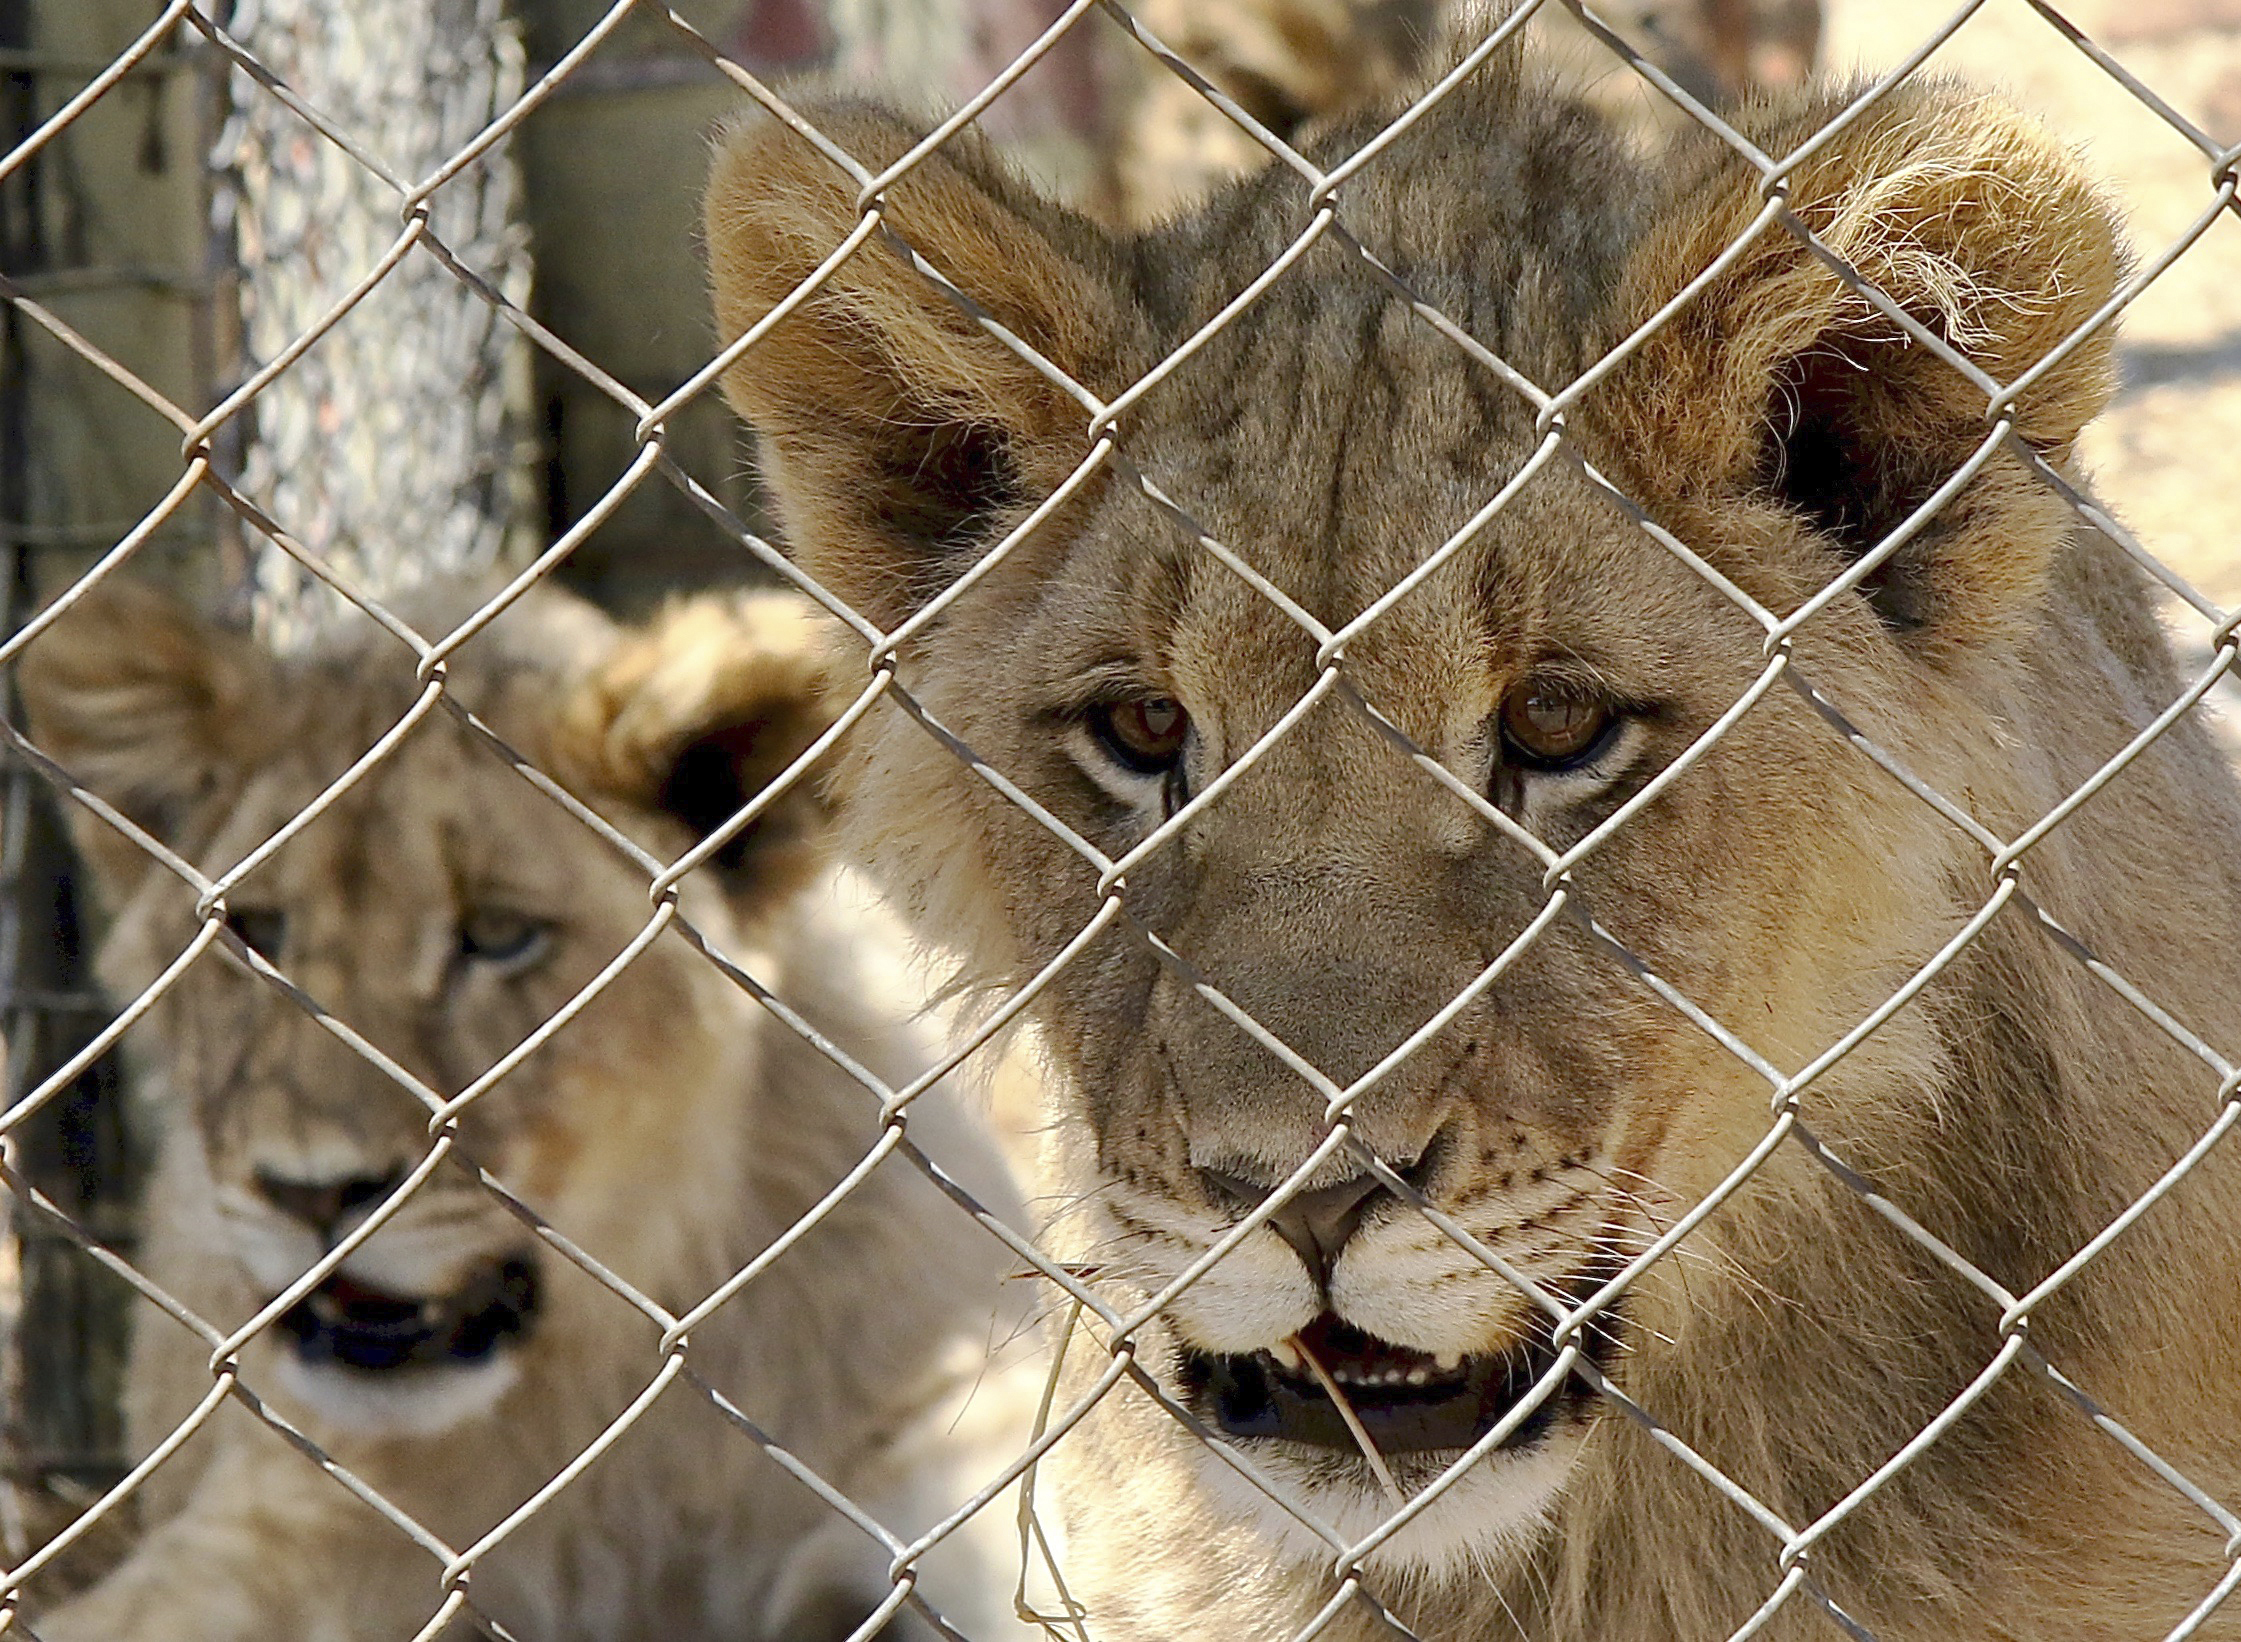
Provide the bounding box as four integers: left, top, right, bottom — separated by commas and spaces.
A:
5, 0, 2241, 1637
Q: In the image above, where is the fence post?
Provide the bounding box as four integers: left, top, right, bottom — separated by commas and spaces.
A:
212, 0, 538, 645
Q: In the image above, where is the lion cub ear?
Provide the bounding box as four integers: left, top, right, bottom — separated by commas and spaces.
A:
1606, 82, 2125, 643
553, 590, 845, 916
14, 579, 273, 895
703, 101, 1129, 631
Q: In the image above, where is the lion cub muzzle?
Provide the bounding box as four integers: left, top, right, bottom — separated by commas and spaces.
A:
249, 1164, 543, 1379
1185, 1167, 1616, 1460
279, 1258, 540, 1377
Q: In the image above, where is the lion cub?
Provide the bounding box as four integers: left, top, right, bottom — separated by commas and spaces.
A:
704, 42, 2241, 1642
20, 580, 1040, 1640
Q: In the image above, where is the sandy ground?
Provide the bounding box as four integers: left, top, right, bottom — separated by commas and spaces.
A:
1819, 0, 2241, 745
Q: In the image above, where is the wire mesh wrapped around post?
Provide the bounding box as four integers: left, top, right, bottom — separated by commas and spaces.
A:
6, 1, 2241, 1639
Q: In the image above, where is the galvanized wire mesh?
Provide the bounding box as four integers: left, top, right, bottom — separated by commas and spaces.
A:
4, 1, 2241, 1638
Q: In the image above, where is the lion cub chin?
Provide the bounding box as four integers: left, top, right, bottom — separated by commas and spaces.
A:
269, 1338, 523, 1441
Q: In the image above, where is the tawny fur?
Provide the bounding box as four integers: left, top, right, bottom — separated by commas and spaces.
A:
1102, 1, 1827, 228
17, 581, 1041, 1642
700, 35, 2241, 1642
1111, 0, 1440, 223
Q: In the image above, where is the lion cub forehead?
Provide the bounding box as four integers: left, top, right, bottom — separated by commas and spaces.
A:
1069, 304, 1651, 669
1042, 440, 1705, 717
223, 726, 562, 901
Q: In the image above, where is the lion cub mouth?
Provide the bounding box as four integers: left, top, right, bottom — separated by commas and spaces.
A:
279, 1256, 538, 1374
1182, 1307, 1610, 1457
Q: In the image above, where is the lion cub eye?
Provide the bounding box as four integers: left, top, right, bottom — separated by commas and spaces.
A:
1089, 696, 1190, 776
458, 908, 552, 971
1498, 682, 1616, 771
223, 907, 287, 960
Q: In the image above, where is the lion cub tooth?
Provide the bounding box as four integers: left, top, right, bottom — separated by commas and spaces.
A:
1433, 1349, 1463, 1372
1269, 1339, 1304, 1374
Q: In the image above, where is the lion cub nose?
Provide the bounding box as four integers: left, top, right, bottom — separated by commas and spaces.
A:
1202, 1170, 1389, 1291
255, 1168, 405, 1243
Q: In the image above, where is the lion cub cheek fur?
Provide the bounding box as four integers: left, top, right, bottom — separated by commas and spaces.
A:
704, 44, 2241, 1642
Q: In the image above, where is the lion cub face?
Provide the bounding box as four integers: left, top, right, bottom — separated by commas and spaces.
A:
22, 582, 836, 1438
706, 65, 2120, 1561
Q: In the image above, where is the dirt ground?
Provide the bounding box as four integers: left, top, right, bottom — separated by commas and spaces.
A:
1819, 0, 2241, 745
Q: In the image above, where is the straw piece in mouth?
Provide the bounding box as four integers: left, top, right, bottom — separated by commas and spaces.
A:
1287, 1329, 1407, 1509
